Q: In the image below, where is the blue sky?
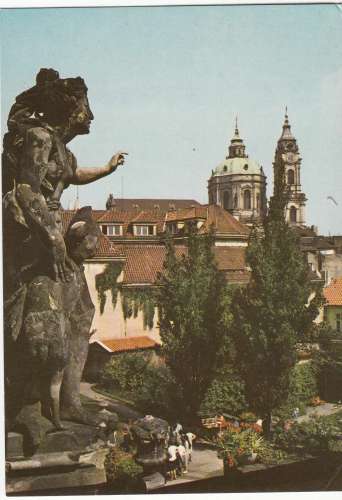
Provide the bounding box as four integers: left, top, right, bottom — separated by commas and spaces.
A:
2, 4, 342, 234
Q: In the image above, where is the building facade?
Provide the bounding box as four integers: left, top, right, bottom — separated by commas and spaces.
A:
207, 120, 267, 226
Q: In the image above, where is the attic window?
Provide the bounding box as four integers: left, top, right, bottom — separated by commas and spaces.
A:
244, 164, 248, 171
223, 165, 228, 172
154, 204, 160, 210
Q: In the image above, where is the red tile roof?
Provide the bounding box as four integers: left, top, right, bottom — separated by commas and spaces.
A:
166, 206, 208, 222
106, 198, 201, 211
324, 277, 342, 306
202, 205, 250, 236
131, 210, 165, 223
95, 336, 160, 353
97, 209, 138, 223
122, 245, 168, 284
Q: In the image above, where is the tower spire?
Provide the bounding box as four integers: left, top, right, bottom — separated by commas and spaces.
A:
235, 115, 239, 135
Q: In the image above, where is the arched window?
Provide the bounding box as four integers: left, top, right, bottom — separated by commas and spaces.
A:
244, 190, 251, 210
223, 191, 230, 210
256, 193, 260, 209
287, 169, 295, 185
290, 206, 297, 223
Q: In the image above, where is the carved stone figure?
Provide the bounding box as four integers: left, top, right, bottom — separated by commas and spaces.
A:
2, 69, 126, 450
131, 415, 169, 472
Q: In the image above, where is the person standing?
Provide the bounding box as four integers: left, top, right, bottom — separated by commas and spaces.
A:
186, 432, 196, 463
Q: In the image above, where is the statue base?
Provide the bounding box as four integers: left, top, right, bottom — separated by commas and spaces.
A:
6, 401, 119, 494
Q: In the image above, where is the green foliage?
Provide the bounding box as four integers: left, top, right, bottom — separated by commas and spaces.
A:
157, 231, 234, 419
100, 352, 152, 393
105, 448, 143, 489
200, 366, 247, 417
134, 363, 182, 421
272, 413, 342, 455
95, 262, 123, 314
214, 426, 265, 465
312, 323, 342, 401
121, 287, 156, 330
275, 362, 318, 420
231, 154, 322, 433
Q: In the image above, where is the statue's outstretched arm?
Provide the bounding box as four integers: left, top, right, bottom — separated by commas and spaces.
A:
70, 151, 127, 185
16, 127, 68, 282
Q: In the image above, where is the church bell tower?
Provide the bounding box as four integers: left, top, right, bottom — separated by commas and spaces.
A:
273, 109, 307, 226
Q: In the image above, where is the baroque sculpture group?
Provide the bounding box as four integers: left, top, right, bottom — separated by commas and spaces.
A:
2, 68, 126, 452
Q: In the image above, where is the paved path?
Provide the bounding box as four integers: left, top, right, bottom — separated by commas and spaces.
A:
80, 382, 142, 421
296, 402, 342, 423
80, 382, 223, 486
163, 447, 223, 487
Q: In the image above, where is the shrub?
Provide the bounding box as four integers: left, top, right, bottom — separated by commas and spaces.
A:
214, 426, 265, 467
100, 352, 152, 393
200, 367, 247, 417
105, 448, 143, 490
274, 362, 318, 420
272, 414, 342, 455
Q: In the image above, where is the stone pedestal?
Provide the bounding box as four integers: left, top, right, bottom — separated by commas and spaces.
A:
5, 400, 119, 494
6, 447, 108, 494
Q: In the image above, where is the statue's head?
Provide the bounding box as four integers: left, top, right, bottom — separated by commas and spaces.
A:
9, 68, 93, 134
65, 206, 101, 264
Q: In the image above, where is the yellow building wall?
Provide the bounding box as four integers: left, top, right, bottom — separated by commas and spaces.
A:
83, 262, 161, 344
325, 305, 342, 332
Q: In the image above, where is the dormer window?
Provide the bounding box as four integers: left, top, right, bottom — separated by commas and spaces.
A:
135, 225, 155, 236
102, 224, 122, 236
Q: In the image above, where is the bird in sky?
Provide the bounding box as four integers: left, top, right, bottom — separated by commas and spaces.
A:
327, 196, 338, 206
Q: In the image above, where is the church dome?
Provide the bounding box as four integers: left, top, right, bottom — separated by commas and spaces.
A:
213, 156, 264, 176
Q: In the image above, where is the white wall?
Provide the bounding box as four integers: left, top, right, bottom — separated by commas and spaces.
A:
84, 262, 161, 344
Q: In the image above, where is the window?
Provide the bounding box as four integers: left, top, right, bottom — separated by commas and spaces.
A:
287, 169, 295, 185
223, 191, 230, 210
256, 193, 260, 209
290, 206, 297, 223
244, 190, 251, 210
337, 313, 341, 332
135, 225, 154, 236
107, 225, 121, 236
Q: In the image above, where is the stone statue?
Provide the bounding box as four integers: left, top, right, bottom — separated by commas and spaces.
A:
3, 68, 126, 450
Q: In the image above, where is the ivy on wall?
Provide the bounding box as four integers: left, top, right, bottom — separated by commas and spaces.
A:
121, 287, 157, 330
95, 262, 123, 314
95, 263, 157, 330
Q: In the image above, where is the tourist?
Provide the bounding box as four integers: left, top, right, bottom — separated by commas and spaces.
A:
178, 439, 188, 473
185, 431, 196, 463
167, 442, 178, 480
174, 422, 183, 445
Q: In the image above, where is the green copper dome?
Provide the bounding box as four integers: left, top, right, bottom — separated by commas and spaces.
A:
213, 157, 264, 176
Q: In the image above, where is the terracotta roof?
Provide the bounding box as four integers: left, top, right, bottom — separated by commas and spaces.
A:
122, 243, 247, 285
324, 277, 342, 306
97, 209, 138, 223
106, 198, 201, 211
200, 205, 250, 236
96, 234, 125, 258
166, 206, 208, 222
122, 245, 187, 284
95, 336, 160, 353
131, 210, 165, 223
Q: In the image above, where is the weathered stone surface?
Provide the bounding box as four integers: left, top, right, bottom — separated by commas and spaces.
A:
3, 69, 126, 460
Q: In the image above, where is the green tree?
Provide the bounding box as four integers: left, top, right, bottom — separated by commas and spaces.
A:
157, 230, 233, 420
231, 154, 322, 435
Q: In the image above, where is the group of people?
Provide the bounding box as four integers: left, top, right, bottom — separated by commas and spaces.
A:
166, 423, 196, 480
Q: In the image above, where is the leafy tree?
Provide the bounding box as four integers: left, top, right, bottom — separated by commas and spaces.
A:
100, 352, 152, 393
231, 153, 322, 435
313, 323, 342, 401
157, 230, 233, 420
